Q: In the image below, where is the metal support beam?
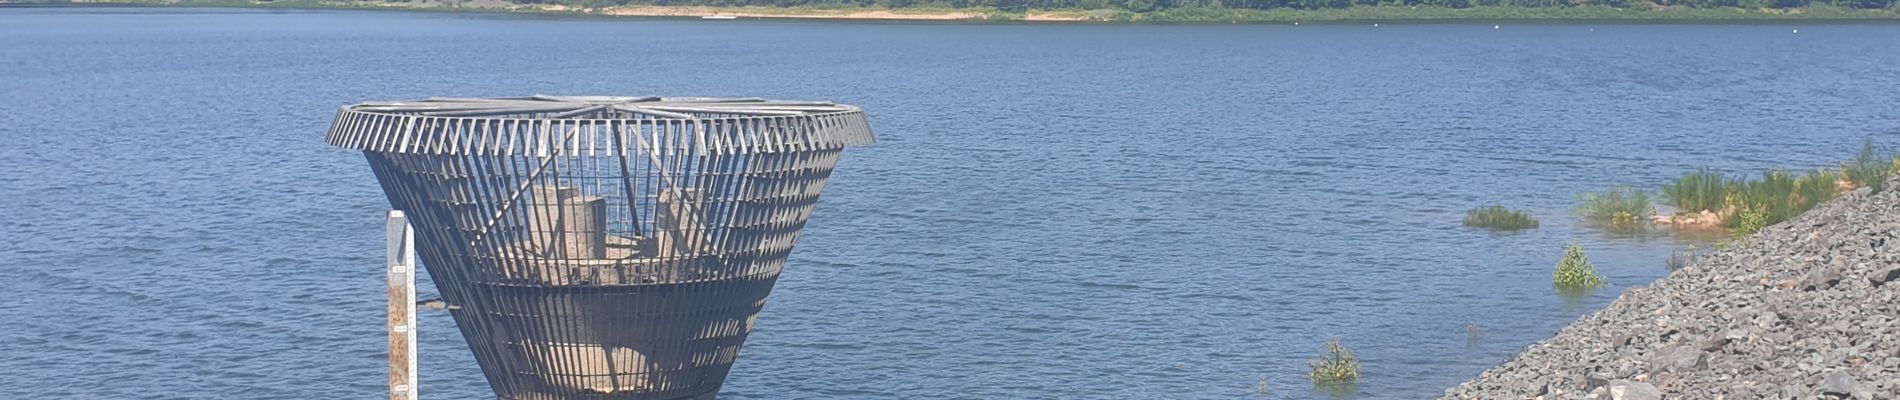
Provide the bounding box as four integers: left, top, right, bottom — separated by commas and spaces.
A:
387, 210, 418, 400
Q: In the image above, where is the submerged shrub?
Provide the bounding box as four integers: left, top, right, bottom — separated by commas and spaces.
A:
1577, 186, 1654, 231
1662, 168, 1733, 213
1554, 242, 1607, 288
1307, 338, 1360, 385
1464, 205, 1539, 231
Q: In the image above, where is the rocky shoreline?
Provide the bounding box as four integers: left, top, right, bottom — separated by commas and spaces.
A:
1442, 177, 1899, 400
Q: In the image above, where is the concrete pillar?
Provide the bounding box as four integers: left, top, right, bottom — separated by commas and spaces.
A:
529, 186, 607, 259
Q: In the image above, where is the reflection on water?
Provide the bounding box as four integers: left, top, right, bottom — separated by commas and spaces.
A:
1557, 285, 1607, 312
1315, 382, 1360, 400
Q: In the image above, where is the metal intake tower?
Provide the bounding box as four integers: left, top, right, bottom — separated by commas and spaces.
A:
326, 95, 876, 400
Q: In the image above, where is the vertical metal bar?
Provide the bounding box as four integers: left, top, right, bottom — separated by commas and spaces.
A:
612, 120, 643, 236
387, 210, 418, 400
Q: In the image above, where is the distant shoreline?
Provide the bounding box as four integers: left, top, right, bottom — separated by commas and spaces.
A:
10, 0, 1900, 22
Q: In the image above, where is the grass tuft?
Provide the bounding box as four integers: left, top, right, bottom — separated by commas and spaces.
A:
1722, 167, 1849, 236
1737, 168, 1799, 225
1553, 242, 1607, 288
1306, 338, 1360, 385
1464, 205, 1539, 231
1793, 168, 1841, 210
1731, 202, 1770, 236
1843, 139, 1893, 193
1577, 186, 1654, 232
1662, 168, 1733, 213
1665, 244, 1698, 271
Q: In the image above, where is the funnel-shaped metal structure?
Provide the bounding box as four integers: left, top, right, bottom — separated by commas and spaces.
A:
326, 96, 874, 400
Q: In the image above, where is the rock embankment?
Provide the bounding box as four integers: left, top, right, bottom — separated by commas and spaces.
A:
1443, 177, 1900, 400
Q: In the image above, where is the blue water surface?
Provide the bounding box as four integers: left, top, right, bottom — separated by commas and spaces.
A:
2, 7, 1897, 399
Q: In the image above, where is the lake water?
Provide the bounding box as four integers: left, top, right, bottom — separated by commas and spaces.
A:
2, 6, 1897, 399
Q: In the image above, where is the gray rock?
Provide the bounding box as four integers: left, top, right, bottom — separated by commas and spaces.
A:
1612, 334, 1634, 348
1699, 335, 1730, 352
1801, 267, 1843, 291
1853, 388, 1877, 400
1821, 371, 1856, 398
1587, 372, 1615, 390
1655, 345, 1705, 372
1871, 266, 1900, 287
1607, 380, 1661, 400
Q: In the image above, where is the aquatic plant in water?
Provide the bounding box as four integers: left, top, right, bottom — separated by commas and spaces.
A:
1307, 338, 1360, 385
1577, 186, 1654, 232
1464, 205, 1539, 231
1553, 242, 1607, 288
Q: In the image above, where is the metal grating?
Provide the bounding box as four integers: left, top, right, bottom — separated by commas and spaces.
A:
328, 96, 875, 400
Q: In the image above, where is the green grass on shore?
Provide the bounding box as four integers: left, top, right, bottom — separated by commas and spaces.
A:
1656, 141, 1895, 237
